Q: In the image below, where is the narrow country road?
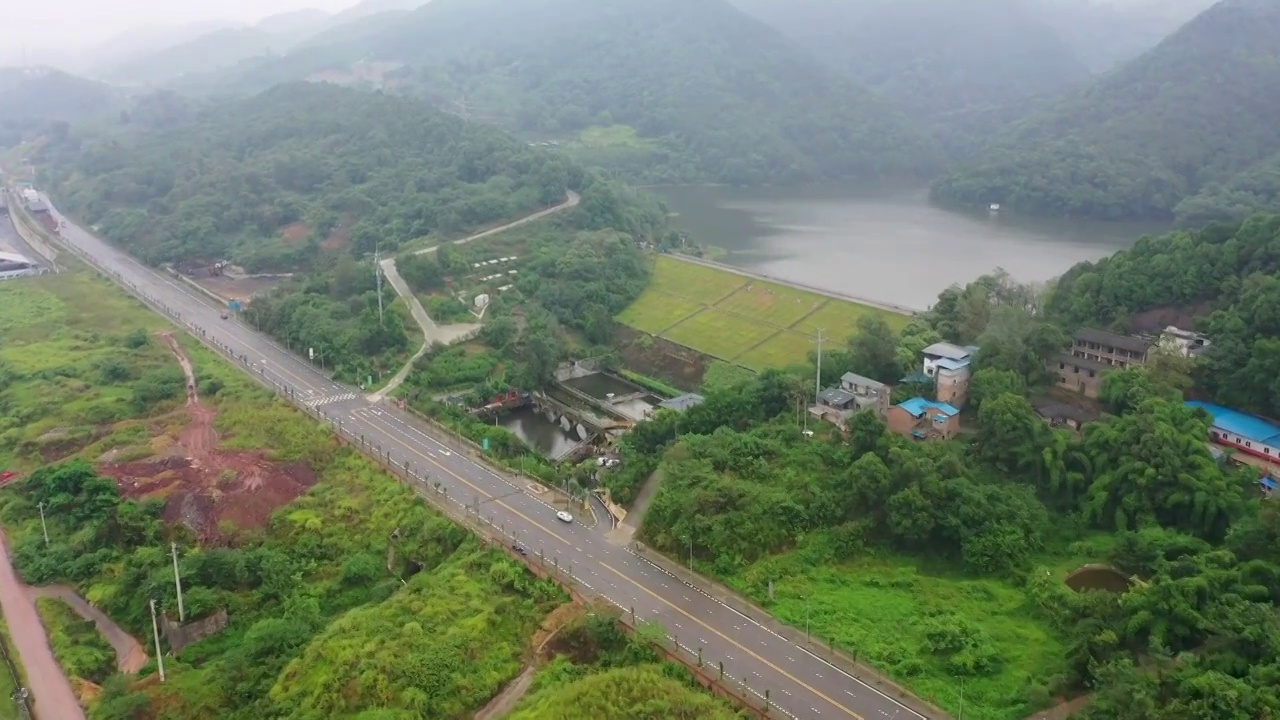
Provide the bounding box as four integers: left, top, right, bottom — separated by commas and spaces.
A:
0, 530, 86, 720
26, 586, 148, 674
374, 191, 581, 400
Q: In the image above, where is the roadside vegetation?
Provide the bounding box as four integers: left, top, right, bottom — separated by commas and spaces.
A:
0, 616, 24, 720
0, 273, 178, 472
506, 607, 746, 720
35, 598, 116, 686
0, 266, 747, 720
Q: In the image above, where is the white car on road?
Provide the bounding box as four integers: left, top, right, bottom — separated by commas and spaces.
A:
555, 510, 574, 523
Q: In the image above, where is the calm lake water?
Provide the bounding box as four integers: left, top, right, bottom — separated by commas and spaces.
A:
651, 185, 1169, 310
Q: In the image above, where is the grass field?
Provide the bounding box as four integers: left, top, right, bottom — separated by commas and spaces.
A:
729, 554, 1067, 720
616, 256, 914, 371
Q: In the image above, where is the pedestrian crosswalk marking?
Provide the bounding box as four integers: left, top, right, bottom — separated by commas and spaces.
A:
303, 392, 359, 408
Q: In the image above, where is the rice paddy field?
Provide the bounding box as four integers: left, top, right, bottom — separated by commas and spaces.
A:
616, 256, 912, 370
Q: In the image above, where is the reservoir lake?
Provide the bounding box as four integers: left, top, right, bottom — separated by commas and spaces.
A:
651, 184, 1169, 310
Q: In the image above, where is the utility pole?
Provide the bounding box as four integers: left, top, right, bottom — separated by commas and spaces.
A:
149, 599, 166, 683
687, 534, 694, 573
170, 542, 185, 622
813, 328, 826, 404
805, 596, 811, 643
36, 502, 48, 547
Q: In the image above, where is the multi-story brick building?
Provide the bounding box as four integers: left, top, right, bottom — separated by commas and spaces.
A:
1052, 328, 1152, 398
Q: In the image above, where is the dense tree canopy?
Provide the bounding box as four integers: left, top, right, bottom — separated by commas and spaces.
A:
197, 0, 934, 185
930, 0, 1280, 220
1047, 213, 1280, 415
45, 82, 582, 270
1175, 151, 1280, 227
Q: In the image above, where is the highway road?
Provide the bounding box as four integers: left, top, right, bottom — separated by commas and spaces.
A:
40, 195, 930, 720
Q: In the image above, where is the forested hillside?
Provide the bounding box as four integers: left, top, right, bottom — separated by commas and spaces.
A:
0, 67, 119, 146
1174, 152, 1280, 227
196, 0, 933, 185
46, 82, 580, 271
39, 81, 667, 384
728, 0, 1089, 159
930, 0, 1280, 221
1048, 212, 1280, 417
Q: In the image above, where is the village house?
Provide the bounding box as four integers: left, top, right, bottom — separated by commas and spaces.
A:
810, 372, 889, 429
921, 342, 977, 407
886, 397, 960, 441
1032, 398, 1100, 432
1187, 401, 1280, 464
1159, 325, 1211, 359
1052, 328, 1152, 398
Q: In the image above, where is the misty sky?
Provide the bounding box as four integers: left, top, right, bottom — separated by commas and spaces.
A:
2, 0, 362, 56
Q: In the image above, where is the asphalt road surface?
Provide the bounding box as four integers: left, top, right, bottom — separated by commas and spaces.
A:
42, 196, 929, 720
0, 530, 86, 720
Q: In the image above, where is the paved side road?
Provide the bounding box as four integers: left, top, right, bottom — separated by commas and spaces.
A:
0, 530, 86, 720
373, 190, 581, 399
26, 586, 147, 674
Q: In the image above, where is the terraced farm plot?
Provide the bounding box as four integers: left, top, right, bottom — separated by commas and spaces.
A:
792, 295, 912, 337
716, 282, 823, 328
647, 257, 747, 305
617, 256, 914, 371
615, 291, 706, 335
663, 308, 779, 362
733, 330, 813, 369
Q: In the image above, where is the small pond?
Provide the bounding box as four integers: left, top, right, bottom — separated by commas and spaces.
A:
1064, 564, 1133, 593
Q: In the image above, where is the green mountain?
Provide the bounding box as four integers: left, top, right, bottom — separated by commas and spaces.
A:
102, 0, 427, 87
192, 0, 934, 185
1035, 0, 1218, 72
0, 67, 120, 146
728, 0, 1090, 157
931, 0, 1280, 221
1174, 152, 1280, 227
46, 82, 583, 271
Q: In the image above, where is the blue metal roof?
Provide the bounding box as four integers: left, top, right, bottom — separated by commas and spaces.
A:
936, 357, 970, 371
898, 397, 959, 418
1186, 401, 1280, 445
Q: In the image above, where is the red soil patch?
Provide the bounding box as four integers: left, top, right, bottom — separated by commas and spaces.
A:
98, 334, 318, 542
280, 221, 310, 246
320, 213, 353, 251
1126, 300, 1216, 334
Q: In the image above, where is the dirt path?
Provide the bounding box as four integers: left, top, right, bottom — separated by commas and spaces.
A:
0, 530, 86, 720
473, 602, 582, 720
373, 191, 581, 401
27, 586, 147, 674
159, 332, 217, 462
473, 664, 537, 720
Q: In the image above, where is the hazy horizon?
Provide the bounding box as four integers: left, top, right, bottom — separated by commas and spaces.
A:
0, 0, 371, 68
